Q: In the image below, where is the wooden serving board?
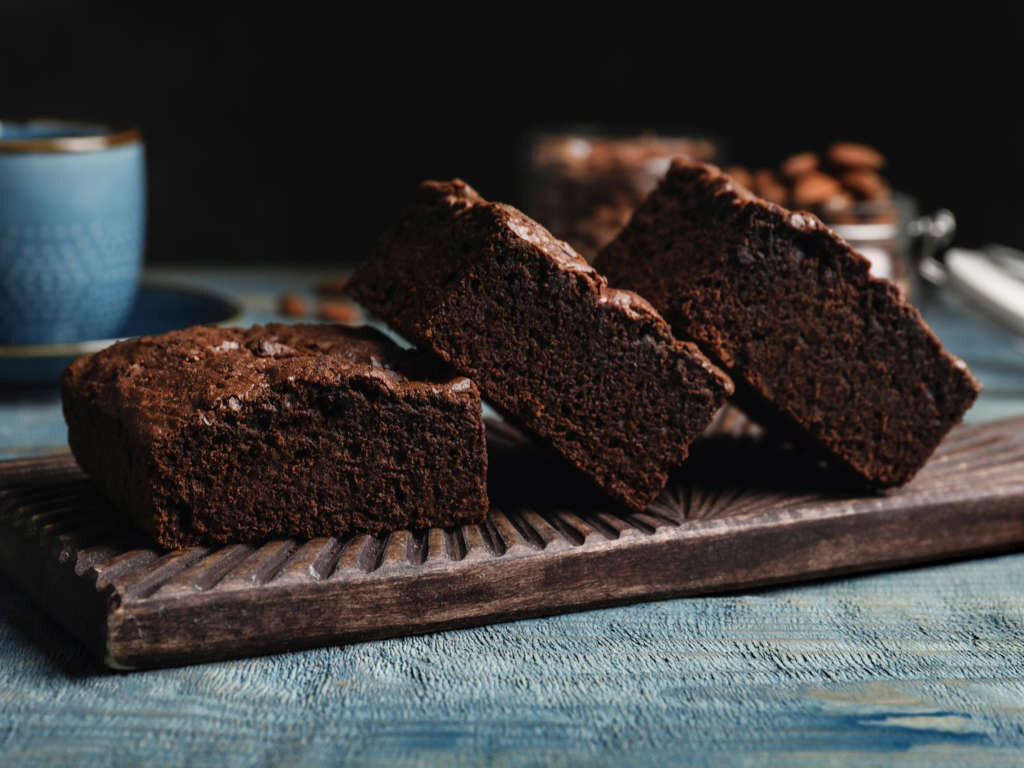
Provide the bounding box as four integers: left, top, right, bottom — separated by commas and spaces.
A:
2, 417, 1023, 670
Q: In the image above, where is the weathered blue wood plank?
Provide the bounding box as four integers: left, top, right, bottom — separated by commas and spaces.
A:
2, 552, 1023, 766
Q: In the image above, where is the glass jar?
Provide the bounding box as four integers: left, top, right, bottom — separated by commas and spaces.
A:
825, 193, 918, 300
525, 132, 717, 261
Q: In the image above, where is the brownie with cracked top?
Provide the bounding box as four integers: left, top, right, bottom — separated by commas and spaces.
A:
347, 179, 732, 511
61, 323, 488, 549
595, 160, 981, 486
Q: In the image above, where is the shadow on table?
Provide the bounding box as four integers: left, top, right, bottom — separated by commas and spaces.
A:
678, 432, 870, 496
0, 572, 109, 678
486, 420, 870, 514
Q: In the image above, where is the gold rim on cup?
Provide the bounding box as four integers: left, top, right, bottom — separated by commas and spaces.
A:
0, 119, 141, 154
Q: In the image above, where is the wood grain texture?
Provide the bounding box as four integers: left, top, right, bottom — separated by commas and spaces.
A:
1, 416, 1023, 670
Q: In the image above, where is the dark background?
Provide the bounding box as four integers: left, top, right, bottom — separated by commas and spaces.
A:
2, 3, 1021, 265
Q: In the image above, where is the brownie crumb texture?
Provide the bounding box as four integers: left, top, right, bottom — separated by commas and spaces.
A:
596, 160, 980, 486
61, 323, 488, 549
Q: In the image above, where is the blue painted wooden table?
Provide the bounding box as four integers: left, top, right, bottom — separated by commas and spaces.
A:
2, 267, 1024, 767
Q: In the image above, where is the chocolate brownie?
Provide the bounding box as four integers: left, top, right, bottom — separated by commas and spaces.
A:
347, 179, 732, 511
62, 323, 487, 549
595, 160, 981, 486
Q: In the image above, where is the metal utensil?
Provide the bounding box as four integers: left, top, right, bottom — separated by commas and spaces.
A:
912, 209, 1024, 337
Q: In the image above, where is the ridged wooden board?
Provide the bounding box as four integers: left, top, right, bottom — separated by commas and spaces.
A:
1, 416, 1023, 670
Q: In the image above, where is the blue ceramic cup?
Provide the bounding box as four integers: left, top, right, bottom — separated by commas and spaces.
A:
0, 120, 145, 344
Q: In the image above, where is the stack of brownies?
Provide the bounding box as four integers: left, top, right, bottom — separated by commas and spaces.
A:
62, 160, 981, 549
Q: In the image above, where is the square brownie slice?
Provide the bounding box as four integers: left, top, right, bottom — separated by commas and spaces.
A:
61, 323, 487, 549
595, 160, 981, 486
347, 180, 732, 511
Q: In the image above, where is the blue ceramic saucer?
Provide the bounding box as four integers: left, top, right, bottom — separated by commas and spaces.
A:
0, 282, 243, 385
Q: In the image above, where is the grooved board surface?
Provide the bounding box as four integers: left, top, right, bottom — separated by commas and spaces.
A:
1, 417, 1023, 670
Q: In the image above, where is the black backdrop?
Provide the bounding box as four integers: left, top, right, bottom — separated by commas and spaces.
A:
2, 3, 1022, 265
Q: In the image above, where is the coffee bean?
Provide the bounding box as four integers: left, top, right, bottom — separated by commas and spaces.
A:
791, 171, 843, 208
752, 169, 788, 204
316, 275, 350, 296
781, 152, 819, 179
318, 299, 362, 325
827, 142, 885, 170
724, 166, 754, 191
839, 169, 891, 201
278, 293, 308, 317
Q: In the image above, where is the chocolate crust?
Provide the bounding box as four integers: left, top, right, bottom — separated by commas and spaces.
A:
61, 323, 488, 548
348, 179, 732, 510
596, 160, 981, 486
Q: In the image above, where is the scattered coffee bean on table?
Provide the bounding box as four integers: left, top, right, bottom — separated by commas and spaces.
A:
278, 293, 308, 317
